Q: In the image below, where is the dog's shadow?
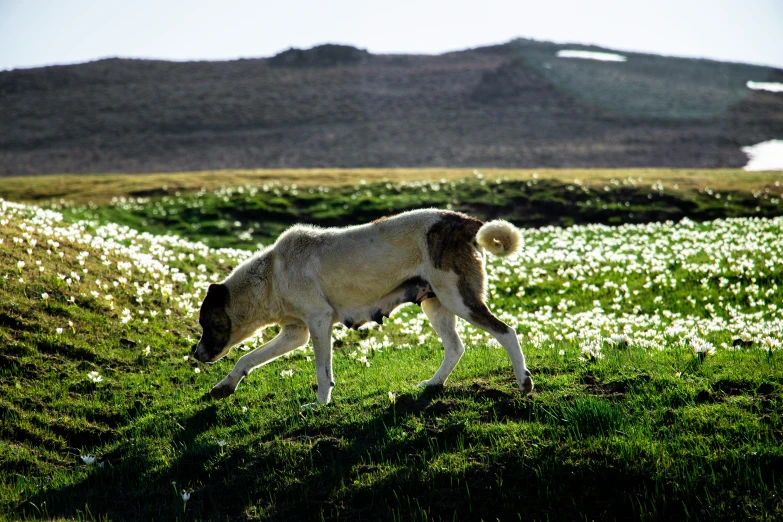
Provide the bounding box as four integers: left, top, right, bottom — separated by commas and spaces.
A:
19, 383, 535, 520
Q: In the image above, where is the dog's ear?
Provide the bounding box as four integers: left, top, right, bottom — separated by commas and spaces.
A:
206, 283, 229, 306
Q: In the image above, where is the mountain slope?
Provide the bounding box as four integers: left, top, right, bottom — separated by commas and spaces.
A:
1, 39, 782, 175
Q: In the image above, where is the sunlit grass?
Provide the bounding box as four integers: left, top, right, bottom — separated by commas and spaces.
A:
0, 179, 782, 520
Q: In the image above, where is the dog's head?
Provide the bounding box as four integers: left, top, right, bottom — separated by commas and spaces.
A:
193, 252, 277, 363
193, 283, 233, 363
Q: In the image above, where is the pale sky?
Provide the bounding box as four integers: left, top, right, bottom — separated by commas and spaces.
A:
1, 0, 782, 71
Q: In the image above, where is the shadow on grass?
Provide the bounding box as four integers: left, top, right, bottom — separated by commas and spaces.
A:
19, 384, 782, 521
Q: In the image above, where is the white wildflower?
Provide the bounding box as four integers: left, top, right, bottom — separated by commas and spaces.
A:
690, 337, 715, 360
580, 340, 604, 361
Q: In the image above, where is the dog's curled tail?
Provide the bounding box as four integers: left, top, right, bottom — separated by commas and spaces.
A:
476, 220, 521, 257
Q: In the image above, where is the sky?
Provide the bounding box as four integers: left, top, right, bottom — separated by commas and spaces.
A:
1, 0, 782, 71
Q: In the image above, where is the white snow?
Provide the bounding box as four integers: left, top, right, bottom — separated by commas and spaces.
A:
742, 140, 783, 171
556, 50, 627, 62
746, 81, 783, 93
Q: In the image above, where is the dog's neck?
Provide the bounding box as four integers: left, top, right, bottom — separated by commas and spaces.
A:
224, 250, 283, 332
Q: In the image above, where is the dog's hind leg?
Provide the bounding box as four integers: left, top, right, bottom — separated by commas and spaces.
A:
430, 277, 534, 394
417, 297, 465, 387
209, 323, 309, 399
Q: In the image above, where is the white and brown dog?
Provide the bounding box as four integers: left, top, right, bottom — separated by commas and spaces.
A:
193, 209, 533, 407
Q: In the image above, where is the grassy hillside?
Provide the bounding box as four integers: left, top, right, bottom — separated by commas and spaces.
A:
1, 39, 782, 175
1, 173, 783, 520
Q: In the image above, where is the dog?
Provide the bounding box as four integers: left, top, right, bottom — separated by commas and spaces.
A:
193, 209, 534, 407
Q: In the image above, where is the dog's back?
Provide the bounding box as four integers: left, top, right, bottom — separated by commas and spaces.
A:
274, 209, 446, 310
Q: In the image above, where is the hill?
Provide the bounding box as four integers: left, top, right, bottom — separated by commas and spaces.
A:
1, 39, 782, 175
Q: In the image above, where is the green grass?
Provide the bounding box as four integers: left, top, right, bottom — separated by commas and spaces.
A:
48, 173, 783, 248
1, 172, 782, 521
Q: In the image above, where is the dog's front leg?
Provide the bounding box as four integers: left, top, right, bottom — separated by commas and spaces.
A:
209, 323, 309, 399
302, 314, 335, 409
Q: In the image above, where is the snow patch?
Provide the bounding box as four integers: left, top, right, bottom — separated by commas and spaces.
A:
746, 81, 783, 93
742, 140, 783, 171
556, 50, 626, 62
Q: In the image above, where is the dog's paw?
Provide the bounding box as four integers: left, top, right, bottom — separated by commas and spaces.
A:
519, 370, 534, 395
416, 379, 442, 388
301, 400, 331, 412
209, 382, 235, 399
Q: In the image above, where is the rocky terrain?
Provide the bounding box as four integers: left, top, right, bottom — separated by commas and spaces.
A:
1, 39, 781, 175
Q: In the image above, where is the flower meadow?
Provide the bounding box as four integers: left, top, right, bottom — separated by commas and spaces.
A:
5, 197, 782, 373
1, 181, 782, 521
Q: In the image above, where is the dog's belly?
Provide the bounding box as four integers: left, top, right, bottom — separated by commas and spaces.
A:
334, 276, 436, 329
317, 233, 423, 306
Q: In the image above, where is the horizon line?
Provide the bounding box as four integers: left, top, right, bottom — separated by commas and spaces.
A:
3, 37, 782, 73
